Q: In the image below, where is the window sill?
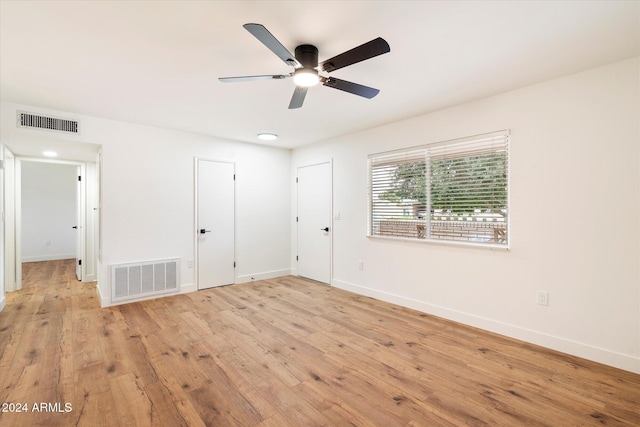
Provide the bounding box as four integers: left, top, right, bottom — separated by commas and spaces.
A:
366, 234, 510, 251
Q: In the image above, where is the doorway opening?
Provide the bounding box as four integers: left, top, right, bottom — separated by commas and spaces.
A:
4, 157, 98, 292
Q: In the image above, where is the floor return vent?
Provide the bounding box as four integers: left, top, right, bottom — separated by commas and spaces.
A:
110, 258, 179, 303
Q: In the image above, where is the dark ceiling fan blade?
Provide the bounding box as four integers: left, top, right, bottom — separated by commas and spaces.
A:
243, 23, 301, 68
320, 37, 390, 73
322, 77, 380, 99
218, 74, 289, 83
288, 86, 308, 109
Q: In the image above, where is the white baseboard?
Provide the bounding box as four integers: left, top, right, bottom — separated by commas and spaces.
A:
22, 254, 76, 263
181, 282, 197, 294
0, 295, 5, 312
96, 283, 108, 308
82, 273, 97, 283
236, 268, 291, 284
332, 278, 640, 374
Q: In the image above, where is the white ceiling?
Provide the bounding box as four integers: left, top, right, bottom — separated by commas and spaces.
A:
1, 0, 638, 153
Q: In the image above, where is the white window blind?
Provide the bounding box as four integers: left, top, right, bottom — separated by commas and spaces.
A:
368, 131, 509, 246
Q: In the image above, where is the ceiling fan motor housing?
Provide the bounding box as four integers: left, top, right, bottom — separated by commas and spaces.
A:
295, 44, 319, 68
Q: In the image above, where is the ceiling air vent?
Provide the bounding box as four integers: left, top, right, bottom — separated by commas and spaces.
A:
17, 111, 79, 134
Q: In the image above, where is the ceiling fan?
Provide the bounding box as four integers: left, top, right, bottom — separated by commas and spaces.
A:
219, 23, 390, 109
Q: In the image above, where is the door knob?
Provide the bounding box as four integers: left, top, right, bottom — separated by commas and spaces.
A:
72, 226, 78, 229
321, 227, 329, 232
200, 229, 211, 234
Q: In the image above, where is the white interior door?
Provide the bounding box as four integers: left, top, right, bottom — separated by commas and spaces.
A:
197, 159, 235, 290
297, 162, 331, 284
75, 166, 83, 281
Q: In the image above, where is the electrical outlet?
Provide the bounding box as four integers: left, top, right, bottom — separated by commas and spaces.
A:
537, 290, 549, 306
357, 260, 363, 270
187, 259, 194, 268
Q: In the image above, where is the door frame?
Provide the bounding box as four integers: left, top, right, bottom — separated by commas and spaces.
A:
12, 157, 96, 289
3, 147, 16, 292
296, 160, 333, 285
193, 157, 236, 290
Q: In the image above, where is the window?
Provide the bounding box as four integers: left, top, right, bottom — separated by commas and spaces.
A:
368, 131, 509, 247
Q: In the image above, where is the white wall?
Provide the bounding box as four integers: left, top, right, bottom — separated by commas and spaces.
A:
0, 145, 4, 311
21, 161, 77, 262
292, 57, 640, 373
94, 122, 292, 298
1, 102, 292, 306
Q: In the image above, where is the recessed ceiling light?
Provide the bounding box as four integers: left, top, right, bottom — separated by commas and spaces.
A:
257, 133, 278, 141
42, 151, 58, 157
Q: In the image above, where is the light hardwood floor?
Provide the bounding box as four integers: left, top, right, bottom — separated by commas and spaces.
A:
0, 259, 638, 426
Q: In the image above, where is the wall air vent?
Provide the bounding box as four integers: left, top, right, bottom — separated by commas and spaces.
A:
110, 258, 180, 303
17, 111, 79, 134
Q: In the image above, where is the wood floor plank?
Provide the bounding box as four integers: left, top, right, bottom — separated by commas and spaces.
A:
109, 372, 156, 426
73, 363, 121, 427
187, 377, 264, 426
0, 260, 638, 426
203, 351, 278, 421
293, 379, 383, 427
142, 333, 213, 392
142, 379, 204, 427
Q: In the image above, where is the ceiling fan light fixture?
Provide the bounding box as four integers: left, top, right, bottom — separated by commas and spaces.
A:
257, 133, 278, 141
293, 68, 320, 87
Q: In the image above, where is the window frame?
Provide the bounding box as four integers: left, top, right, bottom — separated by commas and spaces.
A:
367, 130, 510, 249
